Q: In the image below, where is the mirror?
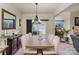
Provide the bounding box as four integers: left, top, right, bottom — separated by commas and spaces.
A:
2, 9, 16, 29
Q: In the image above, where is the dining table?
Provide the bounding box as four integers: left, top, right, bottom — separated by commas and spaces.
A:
26, 38, 54, 54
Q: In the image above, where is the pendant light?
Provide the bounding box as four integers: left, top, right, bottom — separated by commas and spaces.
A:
32, 3, 41, 24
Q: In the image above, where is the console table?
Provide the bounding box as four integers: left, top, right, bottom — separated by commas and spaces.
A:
6, 35, 22, 55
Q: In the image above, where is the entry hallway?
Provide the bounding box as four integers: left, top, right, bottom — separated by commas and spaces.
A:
15, 42, 79, 55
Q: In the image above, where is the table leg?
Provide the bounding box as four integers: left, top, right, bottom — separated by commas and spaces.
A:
37, 49, 43, 55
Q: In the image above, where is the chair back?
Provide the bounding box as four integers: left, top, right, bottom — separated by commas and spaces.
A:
21, 35, 30, 52
67, 34, 73, 44
32, 35, 39, 44
53, 36, 60, 51
48, 34, 54, 43
28, 33, 32, 40
40, 34, 47, 40
21, 35, 27, 50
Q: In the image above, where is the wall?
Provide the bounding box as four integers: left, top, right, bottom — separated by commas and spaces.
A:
70, 11, 79, 34
70, 11, 79, 28
0, 4, 21, 36
54, 12, 71, 30
21, 13, 55, 35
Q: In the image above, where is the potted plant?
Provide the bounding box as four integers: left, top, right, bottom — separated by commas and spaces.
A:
63, 29, 70, 41
55, 25, 64, 39
55, 24, 70, 42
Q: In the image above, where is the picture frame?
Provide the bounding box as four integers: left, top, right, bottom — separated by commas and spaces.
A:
2, 9, 16, 29
75, 17, 79, 26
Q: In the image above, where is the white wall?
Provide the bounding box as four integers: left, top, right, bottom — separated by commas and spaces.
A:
70, 11, 79, 34
21, 13, 55, 35
70, 11, 79, 28
0, 4, 21, 36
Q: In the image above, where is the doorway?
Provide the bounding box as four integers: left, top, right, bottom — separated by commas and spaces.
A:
26, 20, 32, 34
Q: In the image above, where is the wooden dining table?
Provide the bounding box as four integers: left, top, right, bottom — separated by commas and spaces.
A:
26, 39, 54, 54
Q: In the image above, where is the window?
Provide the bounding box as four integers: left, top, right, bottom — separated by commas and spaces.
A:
32, 21, 46, 35
55, 20, 64, 27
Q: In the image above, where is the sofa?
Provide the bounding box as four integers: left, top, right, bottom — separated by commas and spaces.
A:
70, 35, 79, 52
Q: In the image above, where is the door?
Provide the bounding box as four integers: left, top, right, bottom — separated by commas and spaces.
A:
26, 20, 32, 34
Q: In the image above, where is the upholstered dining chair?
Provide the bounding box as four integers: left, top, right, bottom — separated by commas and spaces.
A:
67, 34, 73, 44
21, 35, 37, 55
48, 34, 54, 43
28, 33, 32, 40
32, 35, 39, 44
39, 34, 47, 40
43, 36, 60, 55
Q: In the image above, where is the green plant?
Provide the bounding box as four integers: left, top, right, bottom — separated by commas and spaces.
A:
55, 25, 64, 38
64, 29, 70, 34
55, 25, 70, 38
63, 29, 70, 37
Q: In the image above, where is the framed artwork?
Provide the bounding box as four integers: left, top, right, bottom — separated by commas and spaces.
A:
4, 19, 15, 29
75, 17, 79, 26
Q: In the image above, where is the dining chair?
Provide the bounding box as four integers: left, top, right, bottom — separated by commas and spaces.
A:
43, 36, 60, 55
48, 34, 54, 43
21, 35, 37, 55
39, 34, 47, 40
32, 35, 39, 44
67, 34, 73, 44
28, 33, 32, 40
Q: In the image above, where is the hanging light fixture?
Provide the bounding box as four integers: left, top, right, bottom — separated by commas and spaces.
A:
32, 3, 41, 24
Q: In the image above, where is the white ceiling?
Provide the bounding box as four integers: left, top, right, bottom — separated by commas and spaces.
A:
10, 3, 69, 14
64, 3, 79, 12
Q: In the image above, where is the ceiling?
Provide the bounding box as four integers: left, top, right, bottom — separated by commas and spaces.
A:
10, 3, 70, 14
64, 3, 79, 12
